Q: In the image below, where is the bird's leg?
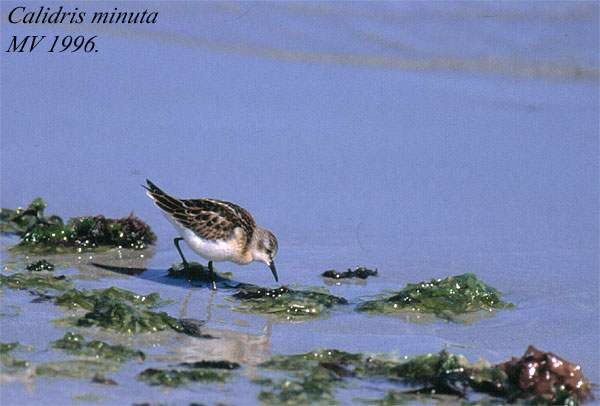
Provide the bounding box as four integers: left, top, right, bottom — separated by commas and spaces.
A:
173, 238, 191, 282
173, 237, 189, 266
208, 261, 217, 291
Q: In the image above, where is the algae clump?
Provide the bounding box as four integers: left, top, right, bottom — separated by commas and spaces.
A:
232, 285, 348, 321
35, 360, 116, 379
138, 361, 240, 387
256, 347, 592, 405
0, 272, 73, 293
75, 297, 187, 334
55, 286, 163, 311
257, 369, 340, 404
0, 343, 19, 354
167, 261, 239, 289
20, 214, 156, 252
54, 286, 205, 336
2, 198, 156, 252
0, 342, 29, 369
257, 349, 361, 404
496, 345, 593, 405
321, 267, 378, 280
26, 259, 55, 272
357, 273, 512, 321
52, 332, 145, 362
0, 197, 62, 235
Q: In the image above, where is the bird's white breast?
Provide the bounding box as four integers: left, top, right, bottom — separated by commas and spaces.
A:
165, 214, 237, 262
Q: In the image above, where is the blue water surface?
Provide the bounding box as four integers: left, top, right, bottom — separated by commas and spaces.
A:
1, 2, 598, 405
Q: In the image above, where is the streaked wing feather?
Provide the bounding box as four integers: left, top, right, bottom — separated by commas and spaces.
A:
181, 199, 256, 241
145, 180, 255, 242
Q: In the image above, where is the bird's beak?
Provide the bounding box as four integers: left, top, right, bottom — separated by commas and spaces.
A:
269, 261, 279, 282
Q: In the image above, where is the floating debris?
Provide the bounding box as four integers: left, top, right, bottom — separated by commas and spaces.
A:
232, 285, 348, 320
138, 360, 239, 387
357, 273, 513, 321
0, 272, 72, 293
256, 347, 593, 404
25, 259, 55, 272
2, 198, 156, 252
52, 332, 145, 363
322, 267, 378, 280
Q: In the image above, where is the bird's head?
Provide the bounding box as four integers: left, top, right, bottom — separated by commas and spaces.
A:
252, 228, 279, 282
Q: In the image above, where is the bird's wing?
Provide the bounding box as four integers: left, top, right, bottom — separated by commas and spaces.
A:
178, 198, 256, 241
144, 179, 256, 241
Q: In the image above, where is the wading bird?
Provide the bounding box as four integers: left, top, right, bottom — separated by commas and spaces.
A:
144, 180, 278, 290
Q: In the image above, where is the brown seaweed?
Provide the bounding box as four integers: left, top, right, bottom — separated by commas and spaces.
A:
321, 267, 378, 280
497, 345, 592, 404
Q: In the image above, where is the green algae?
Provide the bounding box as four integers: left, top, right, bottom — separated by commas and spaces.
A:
357, 273, 512, 321
0, 272, 73, 293
261, 349, 362, 371
75, 296, 185, 334
178, 360, 240, 370
359, 390, 461, 405
322, 267, 378, 280
138, 361, 239, 387
2, 272, 204, 337
35, 360, 116, 379
69, 295, 208, 337
256, 347, 592, 405
257, 369, 339, 404
1, 271, 189, 335
232, 285, 348, 321
257, 349, 359, 404
55, 286, 164, 311
0, 197, 62, 235
167, 261, 239, 288
168, 261, 212, 280
26, 259, 55, 272
2, 198, 156, 252
19, 214, 156, 252
52, 332, 145, 362
72, 393, 106, 402
0, 354, 29, 369
0, 342, 29, 369
0, 343, 18, 354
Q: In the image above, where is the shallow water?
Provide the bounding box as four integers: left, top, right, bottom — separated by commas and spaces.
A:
1, 1, 598, 405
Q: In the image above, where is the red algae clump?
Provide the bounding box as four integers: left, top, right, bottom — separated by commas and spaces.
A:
498, 345, 592, 404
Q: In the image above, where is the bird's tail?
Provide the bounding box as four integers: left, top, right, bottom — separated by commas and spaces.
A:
143, 179, 184, 213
